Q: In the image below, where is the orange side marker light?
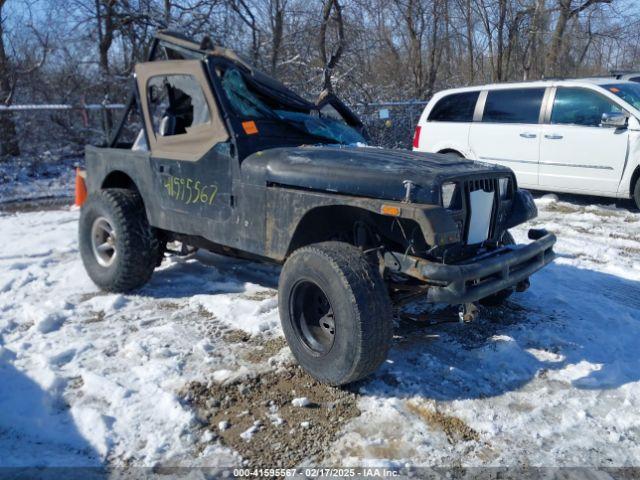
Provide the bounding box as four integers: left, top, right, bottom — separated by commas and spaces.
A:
242, 121, 259, 135
75, 167, 88, 207
381, 205, 401, 216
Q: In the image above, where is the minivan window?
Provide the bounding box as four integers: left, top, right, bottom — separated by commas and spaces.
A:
604, 83, 640, 110
551, 87, 623, 127
428, 91, 479, 122
482, 88, 545, 124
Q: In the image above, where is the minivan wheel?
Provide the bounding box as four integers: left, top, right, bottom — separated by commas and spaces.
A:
479, 231, 516, 307
439, 150, 464, 159
79, 188, 161, 292
278, 242, 393, 385
633, 177, 640, 211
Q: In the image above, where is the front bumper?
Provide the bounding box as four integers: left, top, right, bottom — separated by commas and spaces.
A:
384, 229, 556, 304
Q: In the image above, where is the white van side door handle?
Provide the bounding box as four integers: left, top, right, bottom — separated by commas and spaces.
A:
544, 134, 563, 140
519, 132, 537, 139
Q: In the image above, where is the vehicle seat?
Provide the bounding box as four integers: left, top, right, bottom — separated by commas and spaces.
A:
159, 114, 177, 136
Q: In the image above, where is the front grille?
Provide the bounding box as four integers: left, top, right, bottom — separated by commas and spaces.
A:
441, 175, 511, 246
463, 177, 499, 244
467, 178, 497, 194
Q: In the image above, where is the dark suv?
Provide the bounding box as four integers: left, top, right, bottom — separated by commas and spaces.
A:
79, 31, 556, 385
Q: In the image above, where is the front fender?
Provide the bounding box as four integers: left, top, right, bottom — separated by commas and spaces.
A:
265, 187, 459, 260
504, 189, 538, 230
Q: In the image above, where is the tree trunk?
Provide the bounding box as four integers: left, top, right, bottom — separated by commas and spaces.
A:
546, 0, 612, 76
0, 0, 20, 158
96, 0, 116, 134
164, 0, 171, 26
464, 0, 475, 83
425, 0, 443, 98
270, 0, 285, 75
476, 0, 496, 81
495, 0, 507, 81
523, 0, 545, 80
319, 0, 346, 94
231, 0, 261, 65
546, 0, 571, 76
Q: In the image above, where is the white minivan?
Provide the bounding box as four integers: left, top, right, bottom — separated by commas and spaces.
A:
413, 78, 640, 209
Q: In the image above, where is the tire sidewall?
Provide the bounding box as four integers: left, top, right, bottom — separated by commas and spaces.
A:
279, 251, 363, 383
79, 194, 126, 289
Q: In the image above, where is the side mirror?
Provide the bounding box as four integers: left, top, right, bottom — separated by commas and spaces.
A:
601, 112, 629, 128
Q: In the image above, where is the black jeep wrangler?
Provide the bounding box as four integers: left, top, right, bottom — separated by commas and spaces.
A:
79, 31, 556, 385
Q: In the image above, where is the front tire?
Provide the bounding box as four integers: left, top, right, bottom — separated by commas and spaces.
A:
79, 189, 161, 292
633, 177, 640, 211
278, 242, 393, 385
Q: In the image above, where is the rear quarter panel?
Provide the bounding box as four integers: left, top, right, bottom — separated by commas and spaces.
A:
417, 122, 472, 157
414, 100, 472, 157
84, 146, 159, 223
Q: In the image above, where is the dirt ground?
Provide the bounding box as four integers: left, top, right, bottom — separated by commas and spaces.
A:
183, 362, 360, 467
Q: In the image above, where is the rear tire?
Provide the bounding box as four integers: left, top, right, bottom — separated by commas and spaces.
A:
278, 242, 393, 385
633, 177, 640, 211
479, 231, 516, 307
79, 189, 161, 292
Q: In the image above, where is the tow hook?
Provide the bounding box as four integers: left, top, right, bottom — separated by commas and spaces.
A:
458, 303, 478, 323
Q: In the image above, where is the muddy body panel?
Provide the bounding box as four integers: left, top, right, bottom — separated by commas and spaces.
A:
247, 145, 512, 204
81, 30, 558, 385
85, 29, 555, 301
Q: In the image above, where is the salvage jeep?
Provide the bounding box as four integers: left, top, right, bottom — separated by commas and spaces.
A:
79, 31, 556, 385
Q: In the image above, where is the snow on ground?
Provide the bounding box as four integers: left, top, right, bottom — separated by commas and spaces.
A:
329, 194, 640, 467
0, 208, 278, 467
0, 193, 639, 468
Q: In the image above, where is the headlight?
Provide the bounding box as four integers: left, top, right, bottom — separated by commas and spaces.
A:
499, 177, 511, 200
441, 182, 458, 209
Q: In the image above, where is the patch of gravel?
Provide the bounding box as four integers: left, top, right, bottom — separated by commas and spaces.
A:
222, 328, 252, 344
406, 399, 480, 444
220, 328, 288, 364
182, 367, 360, 467
242, 337, 287, 363
240, 290, 277, 301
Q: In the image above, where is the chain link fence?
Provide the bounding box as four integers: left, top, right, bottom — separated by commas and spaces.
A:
0, 100, 428, 156
0, 103, 126, 156
353, 101, 428, 149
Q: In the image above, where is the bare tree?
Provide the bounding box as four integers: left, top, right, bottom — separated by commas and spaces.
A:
0, 0, 19, 157
230, 0, 262, 65
546, 0, 613, 76
269, 0, 286, 75
2, 0, 640, 155
319, 0, 346, 94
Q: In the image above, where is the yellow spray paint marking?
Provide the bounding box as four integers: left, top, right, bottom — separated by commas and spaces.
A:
163, 176, 218, 205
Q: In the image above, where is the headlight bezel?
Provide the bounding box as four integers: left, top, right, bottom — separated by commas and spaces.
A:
441, 181, 460, 210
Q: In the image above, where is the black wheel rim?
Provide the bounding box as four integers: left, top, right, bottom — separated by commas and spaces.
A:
290, 280, 336, 356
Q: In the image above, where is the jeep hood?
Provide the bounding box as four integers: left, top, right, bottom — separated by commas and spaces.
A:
243, 146, 513, 204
